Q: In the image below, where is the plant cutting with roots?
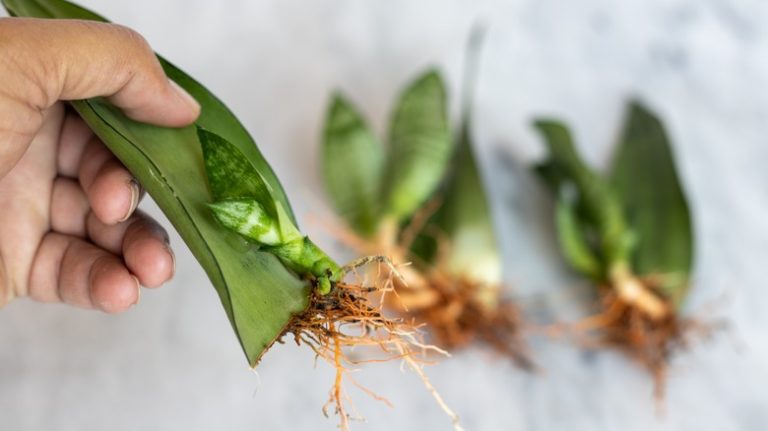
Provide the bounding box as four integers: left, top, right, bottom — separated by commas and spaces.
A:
2, 1, 466, 428
199, 128, 462, 430
320, 29, 530, 368
325, 196, 529, 368
534, 101, 708, 396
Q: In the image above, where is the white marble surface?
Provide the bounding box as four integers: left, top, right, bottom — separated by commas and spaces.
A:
2, 1, 767, 430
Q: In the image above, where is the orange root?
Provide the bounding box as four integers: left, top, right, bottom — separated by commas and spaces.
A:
570, 279, 715, 399
396, 274, 532, 369
309, 203, 530, 371
282, 276, 459, 430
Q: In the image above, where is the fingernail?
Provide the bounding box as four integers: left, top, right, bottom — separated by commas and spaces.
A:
166, 244, 176, 280
119, 179, 140, 223
133, 275, 141, 305
169, 79, 200, 113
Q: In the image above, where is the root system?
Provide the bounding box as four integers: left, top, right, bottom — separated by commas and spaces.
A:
282, 273, 463, 431
314, 208, 531, 370
572, 278, 714, 398
397, 273, 532, 369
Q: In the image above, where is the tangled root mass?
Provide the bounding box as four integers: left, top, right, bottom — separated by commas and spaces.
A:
282, 273, 463, 431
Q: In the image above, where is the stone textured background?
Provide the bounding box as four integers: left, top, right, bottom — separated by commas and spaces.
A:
1, 1, 766, 430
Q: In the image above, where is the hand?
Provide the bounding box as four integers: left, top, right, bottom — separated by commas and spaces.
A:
0, 18, 200, 312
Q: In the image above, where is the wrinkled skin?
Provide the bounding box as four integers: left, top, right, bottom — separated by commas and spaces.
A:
0, 18, 200, 312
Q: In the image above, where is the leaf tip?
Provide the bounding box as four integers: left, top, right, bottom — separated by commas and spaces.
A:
412, 68, 446, 91
326, 91, 355, 120
532, 118, 564, 133
329, 90, 348, 107
626, 98, 661, 125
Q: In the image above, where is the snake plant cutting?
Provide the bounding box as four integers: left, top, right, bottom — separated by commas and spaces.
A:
3, 0, 464, 428
322, 29, 528, 365
534, 101, 695, 388
3, 0, 307, 367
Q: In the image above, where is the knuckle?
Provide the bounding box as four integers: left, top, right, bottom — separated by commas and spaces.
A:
111, 24, 150, 48
110, 24, 156, 64
106, 24, 168, 99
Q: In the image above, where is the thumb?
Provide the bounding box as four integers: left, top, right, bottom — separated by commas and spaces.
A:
1, 18, 200, 127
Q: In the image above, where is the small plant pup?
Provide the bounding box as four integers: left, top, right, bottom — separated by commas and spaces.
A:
321, 28, 529, 366
533, 101, 701, 395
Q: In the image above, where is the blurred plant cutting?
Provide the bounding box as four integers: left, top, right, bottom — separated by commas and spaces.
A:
533, 101, 701, 394
321, 28, 529, 367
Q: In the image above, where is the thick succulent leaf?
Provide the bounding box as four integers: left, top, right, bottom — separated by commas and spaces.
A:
610, 101, 693, 306
533, 121, 594, 190
533, 120, 632, 272
432, 121, 501, 284
554, 188, 602, 279
1, 0, 296, 222
534, 143, 602, 279
198, 127, 278, 211
422, 28, 500, 285
321, 94, 384, 236
382, 70, 453, 222
533, 159, 565, 193
3, 0, 309, 366
209, 199, 282, 246
199, 127, 301, 243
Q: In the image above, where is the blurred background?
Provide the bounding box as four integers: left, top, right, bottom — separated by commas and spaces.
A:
2, 0, 767, 430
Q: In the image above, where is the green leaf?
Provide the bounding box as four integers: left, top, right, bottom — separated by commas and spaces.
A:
199, 127, 301, 243
321, 93, 384, 237
610, 101, 693, 306
3, 0, 309, 366
382, 70, 453, 222
433, 124, 500, 283
198, 127, 279, 212
554, 187, 602, 279
533, 119, 633, 272
533, 121, 595, 191
421, 27, 501, 285
209, 199, 282, 246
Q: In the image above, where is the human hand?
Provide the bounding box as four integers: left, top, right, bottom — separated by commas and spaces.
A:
0, 18, 200, 312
